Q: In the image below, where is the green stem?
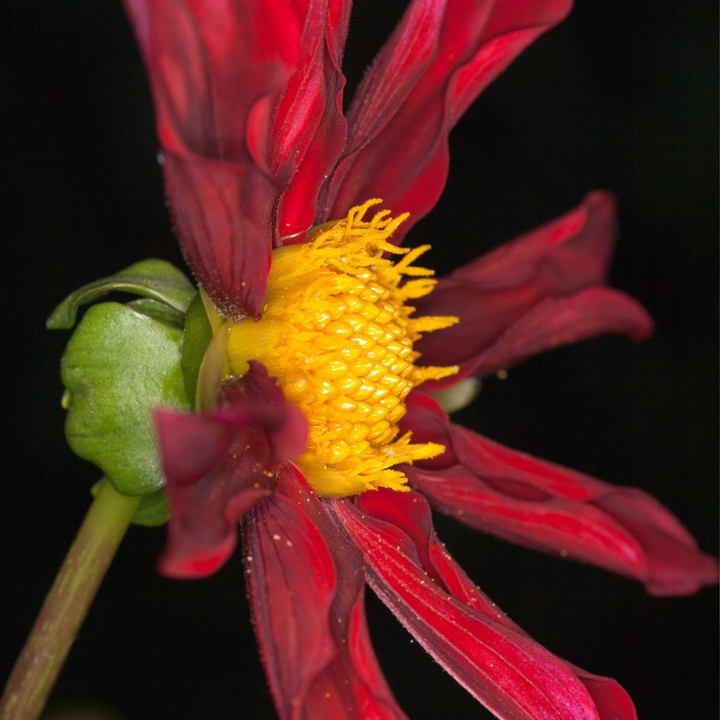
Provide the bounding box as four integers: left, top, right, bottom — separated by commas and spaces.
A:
1, 480, 141, 720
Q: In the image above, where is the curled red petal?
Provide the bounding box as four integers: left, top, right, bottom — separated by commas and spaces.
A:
245, 465, 409, 720
464, 286, 654, 378
329, 496, 602, 720
592, 490, 720, 596
123, 0, 347, 316
414, 192, 654, 384
402, 394, 719, 595
448, 190, 616, 287
354, 489, 637, 720
155, 362, 307, 578
123, 0, 294, 317
326, 0, 572, 238
160, 150, 276, 319
273, 0, 350, 241
571, 672, 637, 720
244, 478, 337, 720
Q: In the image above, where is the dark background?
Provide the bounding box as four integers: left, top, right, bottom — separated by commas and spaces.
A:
2, 1, 717, 719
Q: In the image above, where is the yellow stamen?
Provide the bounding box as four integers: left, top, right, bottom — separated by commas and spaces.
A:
226, 199, 458, 497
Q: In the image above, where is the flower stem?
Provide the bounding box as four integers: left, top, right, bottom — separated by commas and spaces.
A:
0, 479, 142, 720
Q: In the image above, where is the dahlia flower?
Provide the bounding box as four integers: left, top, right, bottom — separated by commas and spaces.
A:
119, 1, 719, 718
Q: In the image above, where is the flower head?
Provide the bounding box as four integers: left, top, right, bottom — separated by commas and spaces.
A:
123, 1, 718, 719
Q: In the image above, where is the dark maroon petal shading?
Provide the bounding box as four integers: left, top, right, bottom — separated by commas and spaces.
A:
122, 0, 286, 317
354, 488, 637, 720
414, 191, 654, 385
155, 362, 307, 578
330, 494, 603, 720
402, 394, 719, 595
123, 0, 349, 317
273, 0, 350, 242
325, 0, 572, 239
245, 465, 410, 720
159, 151, 277, 320
244, 476, 336, 720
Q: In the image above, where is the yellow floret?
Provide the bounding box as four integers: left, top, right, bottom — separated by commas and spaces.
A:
226, 199, 458, 497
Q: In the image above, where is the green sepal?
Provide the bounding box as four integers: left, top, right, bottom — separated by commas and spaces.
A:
90, 480, 169, 527
61, 302, 190, 497
47, 259, 195, 330
131, 489, 170, 526
127, 297, 187, 327
180, 292, 214, 407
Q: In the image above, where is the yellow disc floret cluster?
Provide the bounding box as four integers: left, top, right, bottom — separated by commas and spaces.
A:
226, 199, 458, 497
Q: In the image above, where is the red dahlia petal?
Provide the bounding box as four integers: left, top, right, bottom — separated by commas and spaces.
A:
413, 192, 654, 385
123, 0, 293, 317
352, 489, 637, 720
123, 0, 348, 317
159, 150, 277, 319
155, 362, 307, 578
402, 394, 719, 595
570, 672, 637, 720
447, 190, 616, 287
457, 286, 654, 378
326, 0, 572, 239
245, 466, 410, 720
273, 0, 350, 241
330, 495, 604, 720
244, 478, 337, 720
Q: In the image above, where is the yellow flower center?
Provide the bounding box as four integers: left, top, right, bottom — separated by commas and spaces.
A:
226, 199, 458, 497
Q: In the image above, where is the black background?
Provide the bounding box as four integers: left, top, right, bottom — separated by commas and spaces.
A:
2, 1, 717, 719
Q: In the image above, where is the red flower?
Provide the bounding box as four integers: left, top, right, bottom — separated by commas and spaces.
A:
125, 1, 718, 719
